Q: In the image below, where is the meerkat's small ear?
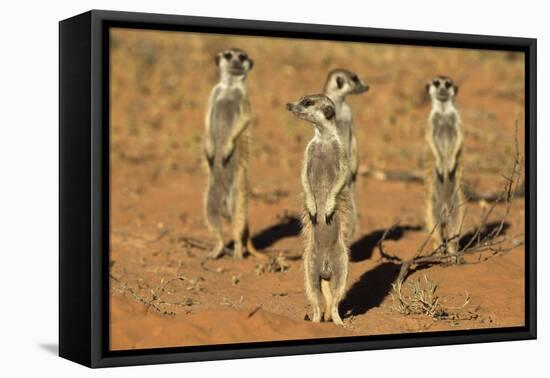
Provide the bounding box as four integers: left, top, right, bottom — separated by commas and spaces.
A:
454, 84, 459, 96
425, 83, 430, 93
215, 53, 221, 66
323, 105, 335, 120
336, 76, 345, 89
248, 58, 254, 70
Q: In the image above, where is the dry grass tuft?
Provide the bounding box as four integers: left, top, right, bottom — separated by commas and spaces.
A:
391, 274, 473, 320
255, 253, 290, 276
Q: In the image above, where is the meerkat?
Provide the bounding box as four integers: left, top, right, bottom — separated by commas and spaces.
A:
203, 48, 264, 260
323, 69, 369, 240
425, 75, 464, 254
287, 94, 352, 325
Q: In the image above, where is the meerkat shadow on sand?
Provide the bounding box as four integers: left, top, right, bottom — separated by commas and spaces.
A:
458, 221, 511, 251
340, 262, 400, 317
250, 215, 302, 250
349, 224, 423, 262
221, 215, 302, 259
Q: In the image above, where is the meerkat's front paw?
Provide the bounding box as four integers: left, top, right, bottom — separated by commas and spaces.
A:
350, 171, 357, 184
221, 142, 235, 165
436, 167, 445, 182
305, 199, 317, 224
437, 164, 450, 179
205, 141, 215, 167
205, 152, 214, 168
325, 198, 336, 225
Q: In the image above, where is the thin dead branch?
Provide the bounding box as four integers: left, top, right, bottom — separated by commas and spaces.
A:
247, 305, 262, 318
178, 236, 212, 251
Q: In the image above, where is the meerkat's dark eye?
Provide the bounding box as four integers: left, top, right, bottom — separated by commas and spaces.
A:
223, 52, 232, 60
445, 81, 453, 89
351, 74, 359, 83
238, 53, 247, 62
433, 79, 440, 88
300, 99, 314, 107
322, 105, 335, 120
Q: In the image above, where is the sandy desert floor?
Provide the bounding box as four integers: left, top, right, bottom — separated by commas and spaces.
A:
108, 28, 526, 350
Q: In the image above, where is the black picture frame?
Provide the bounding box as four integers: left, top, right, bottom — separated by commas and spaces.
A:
59, 9, 537, 368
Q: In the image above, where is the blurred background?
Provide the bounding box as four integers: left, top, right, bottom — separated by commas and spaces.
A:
110, 28, 525, 196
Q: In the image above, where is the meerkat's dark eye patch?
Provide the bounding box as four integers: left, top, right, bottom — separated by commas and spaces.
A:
300, 98, 314, 107
445, 81, 453, 89
322, 105, 335, 120
336, 76, 345, 89
223, 52, 232, 60
238, 53, 247, 62
351, 74, 359, 83
433, 79, 441, 88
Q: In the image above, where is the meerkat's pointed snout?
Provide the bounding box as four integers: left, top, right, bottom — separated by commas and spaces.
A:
286, 101, 304, 118
352, 76, 369, 94
355, 83, 369, 94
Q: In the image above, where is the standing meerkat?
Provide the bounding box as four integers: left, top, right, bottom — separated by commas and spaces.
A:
287, 94, 352, 325
323, 69, 369, 240
203, 48, 264, 260
425, 75, 464, 254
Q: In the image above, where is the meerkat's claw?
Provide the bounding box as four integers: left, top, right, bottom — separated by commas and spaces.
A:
308, 211, 318, 225
305, 199, 317, 222
436, 169, 445, 182
448, 158, 457, 174
221, 142, 235, 165
325, 200, 336, 224
206, 153, 214, 168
